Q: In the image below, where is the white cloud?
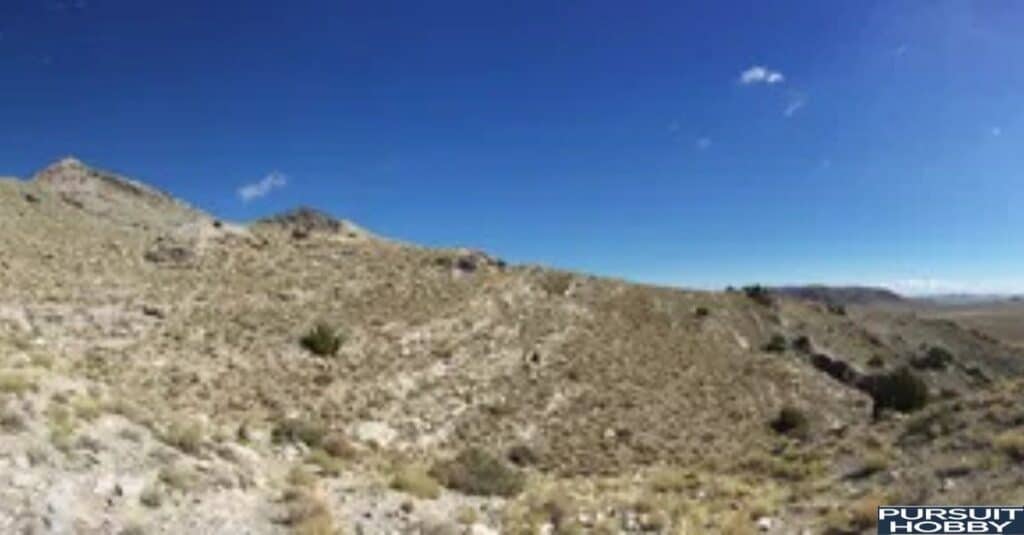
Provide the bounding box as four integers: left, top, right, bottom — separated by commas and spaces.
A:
739, 65, 785, 85
991, 126, 1002, 137
695, 137, 712, 150
238, 171, 288, 202
784, 95, 805, 117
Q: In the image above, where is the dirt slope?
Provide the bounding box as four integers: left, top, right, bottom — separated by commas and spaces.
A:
1, 159, 1023, 534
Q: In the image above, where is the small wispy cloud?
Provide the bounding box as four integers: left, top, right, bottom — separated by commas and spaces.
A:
667, 120, 681, 133
238, 171, 288, 202
991, 126, 1002, 137
784, 94, 805, 117
695, 137, 712, 150
739, 65, 785, 85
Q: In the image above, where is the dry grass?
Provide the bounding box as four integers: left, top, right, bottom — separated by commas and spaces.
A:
162, 418, 204, 454
280, 486, 337, 535
994, 430, 1024, 461
390, 463, 441, 500
0, 371, 36, 395
306, 449, 344, 477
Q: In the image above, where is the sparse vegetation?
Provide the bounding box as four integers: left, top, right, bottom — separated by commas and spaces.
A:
994, 430, 1024, 461
280, 487, 336, 535
430, 447, 524, 497
272, 417, 327, 448
762, 333, 787, 353
770, 406, 810, 439
0, 371, 36, 395
864, 367, 930, 414
390, 463, 441, 499
140, 484, 164, 508
539, 272, 574, 296
306, 449, 344, 477
162, 418, 204, 454
742, 285, 774, 306
299, 323, 344, 357
158, 463, 196, 492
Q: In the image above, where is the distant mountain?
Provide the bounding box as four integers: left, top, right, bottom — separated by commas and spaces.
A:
773, 284, 905, 306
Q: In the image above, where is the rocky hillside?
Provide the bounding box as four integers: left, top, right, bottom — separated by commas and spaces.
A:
1, 159, 1023, 534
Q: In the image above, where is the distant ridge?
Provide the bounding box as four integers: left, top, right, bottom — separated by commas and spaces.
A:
773, 284, 905, 306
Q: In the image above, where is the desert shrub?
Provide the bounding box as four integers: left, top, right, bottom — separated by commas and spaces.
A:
827, 303, 847, 315
863, 368, 929, 414
162, 419, 204, 454
694, 306, 710, 318
430, 447, 524, 497
994, 431, 1024, 461
281, 487, 335, 534
762, 334, 787, 353
770, 406, 810, 439
391, 464, 441, 499
306, 449, 344, 477
300, 323, 344, 357
539, 272, 574, 297
506, 444, 540, 467
0, 371, 36, 395
139, 484, 164, 508
792, 335, 812, 353
321, 432, 358, 459
272, 417, 327, 448
158, 463, 196, 491
912, 346, 954, 370
742, 285, 774, 306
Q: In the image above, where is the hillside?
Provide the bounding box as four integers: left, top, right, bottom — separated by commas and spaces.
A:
2, 159, 1023, 534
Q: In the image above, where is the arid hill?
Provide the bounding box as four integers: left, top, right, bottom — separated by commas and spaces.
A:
2, 159, 1023, 534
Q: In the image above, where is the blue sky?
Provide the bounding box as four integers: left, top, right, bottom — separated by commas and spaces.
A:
1, 1, 1022, 293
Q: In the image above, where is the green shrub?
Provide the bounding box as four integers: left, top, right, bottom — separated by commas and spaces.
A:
863, 368, 929, 414
762, 334, 787, 353
770, 406, 810, 439
391, 464, 441, 499
272, 417, 327, 448
742, 285, 774, 306
430, 447, 524, 497
694, 306, 710, 318
300, 323, 343, 356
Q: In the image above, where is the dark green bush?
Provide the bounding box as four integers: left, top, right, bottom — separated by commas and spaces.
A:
743, 285, 774, 306
694, 306, 710, 318
792, 335, 812, 353
300, 323, 343, 356
430, 447, 524, 497
864, 368, 929, 414
272, 417, 327, 447
762, 334, 788, 353
770, 406, 810, 439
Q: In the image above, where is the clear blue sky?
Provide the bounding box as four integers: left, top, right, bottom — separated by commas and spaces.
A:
2, 1, 1022, 293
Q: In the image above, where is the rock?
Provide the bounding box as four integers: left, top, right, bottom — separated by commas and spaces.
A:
757, 516, 774, 532
468, 524, 499, 535
351, 421, 398, 448
144, 236, 195, 265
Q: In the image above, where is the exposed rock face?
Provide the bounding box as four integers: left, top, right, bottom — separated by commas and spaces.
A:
256, 207, 368, 240
33, 157, 207, 229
